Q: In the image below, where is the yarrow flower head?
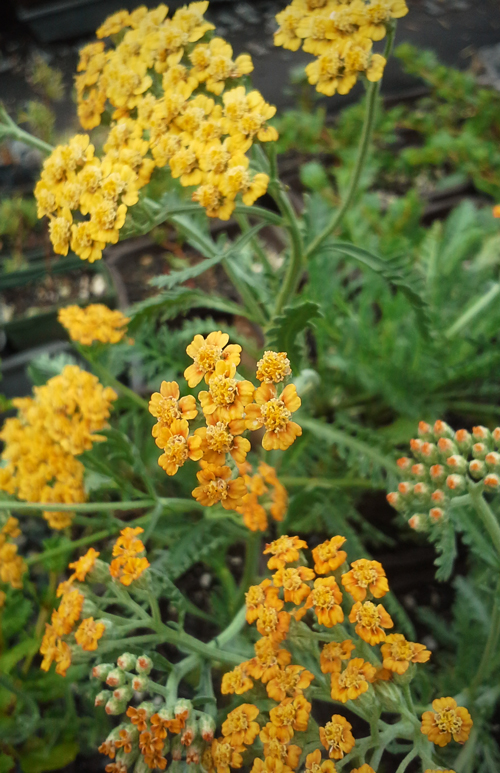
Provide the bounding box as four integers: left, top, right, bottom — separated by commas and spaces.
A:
421, 697, 473, 747
58, 304, 131, 345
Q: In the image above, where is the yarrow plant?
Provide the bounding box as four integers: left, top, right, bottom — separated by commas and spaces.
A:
0, 1, 498, 771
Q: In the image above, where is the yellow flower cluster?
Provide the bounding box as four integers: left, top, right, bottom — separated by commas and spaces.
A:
274, 0, 408, 96
58, 303, 131, 345
0, 365, 117, 529
149, 334, 299, 520
387, 420, 500, 531
218, 534, 436, 771
39, 530, 150, 676
35, 3, 278, 262
0, 516, 26, 590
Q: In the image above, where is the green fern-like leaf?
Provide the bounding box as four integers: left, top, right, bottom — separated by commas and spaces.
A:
266, 301, 322, 373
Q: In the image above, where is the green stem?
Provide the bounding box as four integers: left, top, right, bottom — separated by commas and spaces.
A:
394, 747, 418, 773
25, 527, 118, 566
76, 344, 149, 410
279, 476, 380, 490
0, 105, 54, 155
165, 654, 199, 705
304, 25, 396, 261
234, 532, 261, 610
234, 204, 283, 226
471, 577, 500, 692
3, 499, 155, 513
221, 257, 268, 327
467, 481, 500, 558
267, 146, 304, 315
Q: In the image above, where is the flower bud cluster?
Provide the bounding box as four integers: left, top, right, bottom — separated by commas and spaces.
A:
95, 653, 215, 773
387, 420, 500, 530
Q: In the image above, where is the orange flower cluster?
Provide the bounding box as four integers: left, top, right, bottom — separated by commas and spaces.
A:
95, 654, 217, 773
149, 334, 298, 524
110, 527, 150, 586
0, 516, 26, 590
387, 420, 500, 531
218, 533, 436, 769
58, 303, 131, 346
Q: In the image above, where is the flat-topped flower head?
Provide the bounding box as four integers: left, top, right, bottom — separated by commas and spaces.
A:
381, 633, 430, 674
264, 535, 308, 570
185, 331, 241, 387
320, 640, 355, 674
195, 417, 250, 466
302, 576, 344, 627
312, 536, 347, 574
256, 351, 292, 384
245, 383, 302, 451
154, 418, 203, 475
69, 547, 100, 582
75, 617, 106, 651
305, 749, 337, 773
273, 565, 315, 605
221, 704, 260, 746
319, 715, 355, 760
341, 558, 389, 601
199, 361, 254, 422
149, 381, 198, 429
421, 697, 473, 747
330, 657, 376, 703
266, 664, 315, 702
192, 462, 247, 509
349, 600, 394, 645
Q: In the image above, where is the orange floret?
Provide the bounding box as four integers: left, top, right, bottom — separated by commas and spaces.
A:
381, 633, 431, 675
68, 547, 100, 581
268, 695, 311, 742
272, 566, 315, 605
260, 724, 301, 769
312, 536, 347, 574
256, 607, 291, 643
221, 704, 260, 746
421, 697, 473, 747
246, 578, 284, 623
245, 383, 302, 451
211, 738, 244, 773
149, 380, 198, 428
348, 601, 394, 645
221, 664, 254, 695
185, 332, 241, 387
319, 715, 355, 760
301, 577, 344, 628
155, 418, 203, 475
266, 665, 314, 702
341, 559, 389, 601
263, 535, 308, 570
199, 360, 255, 422
192, 462, 247, 509
75, 617, 106, 651
320, 640, 355, 674
305, 749, 337, 773
246, 638, 292, 682
330, 658, 376, 703
195, 416, 250, 465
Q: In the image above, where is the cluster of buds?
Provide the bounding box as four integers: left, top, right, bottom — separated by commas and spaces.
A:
95, 653, 216, 773
387, 420, 500, 530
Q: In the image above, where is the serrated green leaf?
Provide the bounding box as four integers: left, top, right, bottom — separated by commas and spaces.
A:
129, 288, 253, 331
151, 253, 224, 290
266, 301, 322, 372
430, 520, 457, 581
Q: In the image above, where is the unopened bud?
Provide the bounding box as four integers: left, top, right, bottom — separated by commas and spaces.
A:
113, 686, 133, 703
88, 558, 112, 584
418, 421, 432, 438
136, 655, 153, 675
493, 428, 500, 447
437, 438, 457, 458
411, 463, 426, 479
105, 697, 127, 715
92, 663, 115, 681
132, 675, 149, 692
95, 690, 110, 707
430, 489, 446, 505
186, 741, 202, 764
429, 464, 446, 484
408, 514, 425, 531
485, 452, 500, 470
413, 482, 429, 499
199, 714, 216, 743
455, 429, 472, 452
398, 481, 413, 497
171, 736, 183, 761
433, 420, 454, 439
429, 508, 444, 522
181, 719, 197, 747
472, 442, 488, 460
469, 459, 486, 479
421, 442, 438, 463
117, 652, 137, 671
410, 438, 423, 456
386, 492, 404, 511
446, 455, 467, 473
174, 699, 192, 727
106, 668, 127, 688
473, 425, 491, 442
397, 456, 412, 471
446, 474, 466, 493
484, 473, 500, 490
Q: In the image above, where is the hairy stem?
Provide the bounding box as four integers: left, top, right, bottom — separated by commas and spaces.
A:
471, 577, 500, 692
467, 481, 500, 558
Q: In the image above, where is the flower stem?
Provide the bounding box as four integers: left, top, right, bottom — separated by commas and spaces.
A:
471, 577, 500, 692
235, 532, 261, 610
394, 747, 418, 773
0, 104, 54, 155
76, 344, 149, 411
304, 25, 396, 261
467, 480, 500, 558
2, 499, 156, 513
